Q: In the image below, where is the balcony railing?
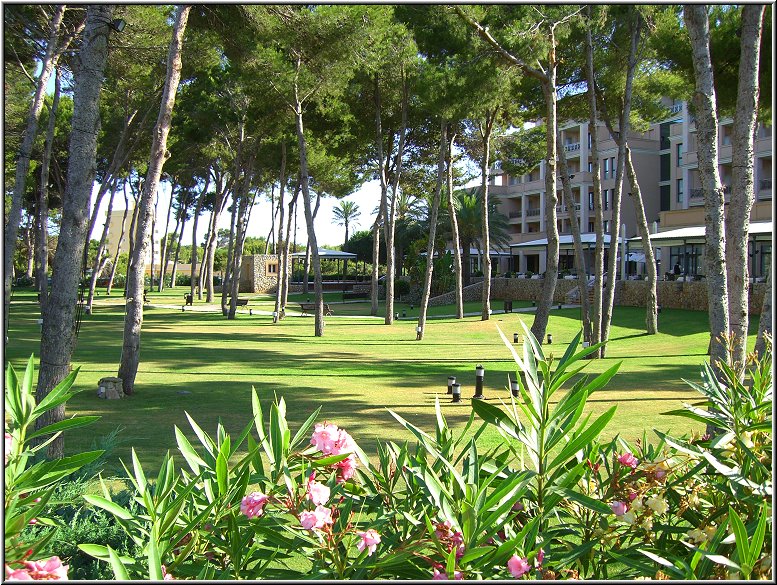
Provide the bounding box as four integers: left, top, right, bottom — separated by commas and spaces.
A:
508, 211, 522, 219
760, 178, 772, 190
669, 103, 683, 114
690, 185, 732, 200
555, 204, 581, 213
564, 142, 581, 152
526, 208, 541, 217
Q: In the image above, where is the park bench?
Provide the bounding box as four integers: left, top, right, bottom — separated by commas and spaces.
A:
342, 291, 369, 300
184, 294, 193, 305
235, 298, 249, 306
299, 302, 333, 316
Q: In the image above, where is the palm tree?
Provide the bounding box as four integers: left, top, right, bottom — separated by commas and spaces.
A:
441, 187, 510, 286
333, 200, 361, 246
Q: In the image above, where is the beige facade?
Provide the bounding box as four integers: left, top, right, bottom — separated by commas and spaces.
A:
104, 204, 162, 266
490, 99, 772, 279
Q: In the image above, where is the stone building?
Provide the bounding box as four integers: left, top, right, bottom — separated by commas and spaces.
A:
239, 254, 288, 293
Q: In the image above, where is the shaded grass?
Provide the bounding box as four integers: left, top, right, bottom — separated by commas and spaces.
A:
6, 287, 759, 470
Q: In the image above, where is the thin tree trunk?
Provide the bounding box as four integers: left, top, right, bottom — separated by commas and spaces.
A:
157, 183, 175, 291
222, 195, 238, 315
265, 184, 276, 255
5, 5, 66, 343
726, 4, 764, 370
294, 84, 325, 336
24, 222, 34, 279
625, 147, 658, 334
447, 128, 464, 319
370, 199, 384, 316
86, 176, 118, 311
601, 13, 639, 357
685, 4, 730, 372
416, 121, 447, 340
189, 174, 210, 300
118, 5, 191, 395
480, 110, 496, 321
281, 186, 299, 312
384, 71, 409, 326
272, 144, 287, 316
203, 175, 227, 302
558, 136, 591, 341
372, 73, 388, 318
36, 5, 113, 458
150, 189, 158, 289
530, 67, 560, 344
106, 184, 130, 295
754, 266, 772, 359
37, 68, 60, 317
228, 159, 255, 319
586, 8, 605, 356
169, 203, 188, 289
124, 179, 141, 296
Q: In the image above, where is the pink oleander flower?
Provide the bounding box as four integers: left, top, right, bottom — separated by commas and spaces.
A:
240, 491, 269, 519
335, 455, 357, 482
433, 568, 463, 580
610, 501, 629, 516
507, 554, 531, 578
307, 480, 330, 506
618, 452, 639, 469
536, 548, 545, 566
5, 432, 13, 465
628, 491, 638, 501
6, 557, 69, 581
330, 429, 357, 456
161, 565, 175, 580
356, 529, 381, 556
300, 505, 333, 530
512, 501, 524, 511
311, 423, 340, 454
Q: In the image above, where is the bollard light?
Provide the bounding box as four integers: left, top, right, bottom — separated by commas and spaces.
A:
452, 382, 461, 403
416, 325, 422, 340
250, 309, 253, 316
395, 312, 399, 320
447, 375, 456, 395
510, 378, 519, 397
272, 311, 278, 323
410, 304, 414, 310
558, 303, 563, 310
473, 364, 485, 399
547, 333, 553, 344
582, 341, 590, 348
181, 305, 185, 312
402, 310, 407, 318
657, 305, 662, 314
532, 301, 536, 306
513, 333, 519, 344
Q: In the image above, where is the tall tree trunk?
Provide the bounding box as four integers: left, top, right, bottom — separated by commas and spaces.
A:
189, 175, 210, 300
37, 68, 60, 317
370, 198, 384, 316
86, 177, 118, 311
161, 193, 183, 290
416, 121, 447, 340
124, 180, 141, 296
203, 176, 228, 301
625, 147, 658, 334
24, 222, 35, 279
228, 168, 254, 320
150, 189, 158, 289
169, 204, 188, 289
221, 195, 238, 315
754, 266, 772, 359
106, 184, 130, 295
272, 154, 286, 309
480, 110, 496, 321
601, 12, 639, 357
726, 5, 764, 370
36, 5, 113, 458
5, 5, 66, 343
685, 4, 730, 372
278, 179, 299, 317
118, 5, 191, 395
446, 128, 464, 319
294, 87, 325, 336
558, 136, 591, 341
371, 73, 388, 318
530, 62, 560, 344
157, 183, 175, 291
586, 8, 605, 356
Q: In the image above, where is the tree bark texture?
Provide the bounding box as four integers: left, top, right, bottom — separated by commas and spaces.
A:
446, 128, 464, 319
480, 111, 496, 321
157, 184, 175, 291
36, 5, 114, 459
625, 147, 658, 334
684, 4, 730, 372
726, 4, 764, 369
190, 174, 211, 300
416, 121, 447, 340
36, 68, 61, 317
5, 5, 66, 343
558, 137, 591, 341
118, 5, 191, 394
585, 9, 605, 355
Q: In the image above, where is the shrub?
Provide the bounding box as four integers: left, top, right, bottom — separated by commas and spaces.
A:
394, 279, 411, 298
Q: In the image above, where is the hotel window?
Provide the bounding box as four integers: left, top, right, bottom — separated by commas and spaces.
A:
603, 189, 609, 210
588, 161, 593, 173
588, 191, 594, 210
604, 220, 610, 233
677, 143, 683, 166
603, 158, 610, 179
676, 178, 684, 203
611, 157, 616, 177
588, 221, 594, 232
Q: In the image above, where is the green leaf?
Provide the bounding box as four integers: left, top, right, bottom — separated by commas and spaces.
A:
470, 399, 520, 440
551, 487, 612, 515
147, 537, 163, 581
727, 505, 750, 573
30, 367, 80, 418
216, 451, 228, 497
107, 545, 132, 580
547, 406, 616, 471
639, 549, 675, 568
83, 495, 136, 521
25, 415, 100, 440
174, 426, 206, 474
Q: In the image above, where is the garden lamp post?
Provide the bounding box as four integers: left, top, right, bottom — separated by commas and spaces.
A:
447, 375, 456, 395
451, 382, 461, 403
510, 378, 519, 397
473, 364, 484, 399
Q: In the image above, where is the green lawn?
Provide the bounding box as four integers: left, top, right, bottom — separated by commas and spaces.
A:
5, 286, 759, 471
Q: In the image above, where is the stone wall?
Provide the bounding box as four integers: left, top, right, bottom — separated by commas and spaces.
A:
429, 277, 766, 314
239, 254, 291, 293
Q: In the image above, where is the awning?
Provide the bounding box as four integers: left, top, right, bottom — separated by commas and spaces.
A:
628, 221, 772, 248
510, 233, 612, 251
290, 249, 357, 259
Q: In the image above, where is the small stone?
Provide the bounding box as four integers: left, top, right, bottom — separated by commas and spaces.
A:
177, 390, 191, 395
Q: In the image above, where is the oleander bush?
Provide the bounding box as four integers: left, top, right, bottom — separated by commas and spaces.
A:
5, 331, 772, 580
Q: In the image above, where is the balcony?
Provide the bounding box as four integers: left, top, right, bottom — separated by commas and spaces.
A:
526, 208, 542, 217
669, 103, 683, 114
508, 210, 522, 219
689, 184, 732, 204
555, 204, 581, 214
564, 142, 581, 153
760, 178, 772, 190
